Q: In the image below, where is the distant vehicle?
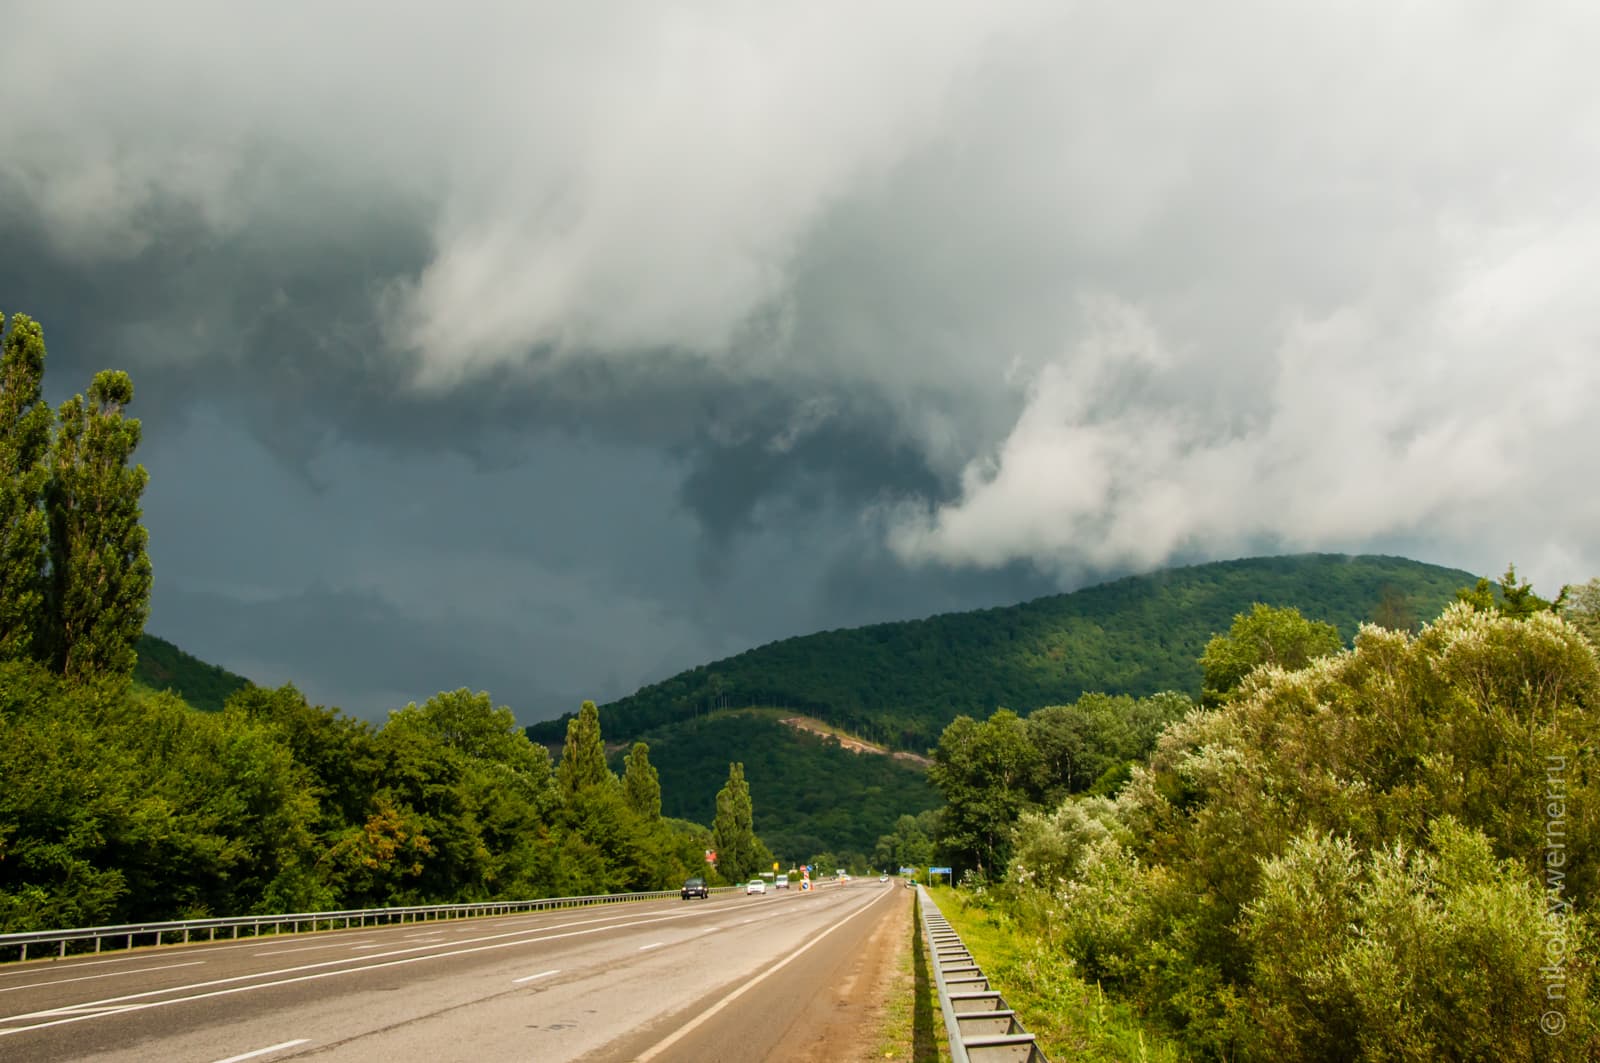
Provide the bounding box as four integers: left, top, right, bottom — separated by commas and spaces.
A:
681, 877, 710, 900
879, 875, 888, 883
746, 879, 767, 895
774, 875, 790, 889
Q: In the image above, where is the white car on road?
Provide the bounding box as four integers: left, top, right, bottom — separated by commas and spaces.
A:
746, 879, 766, 895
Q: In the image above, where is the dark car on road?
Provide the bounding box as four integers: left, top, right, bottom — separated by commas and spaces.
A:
681, 876, 710, 899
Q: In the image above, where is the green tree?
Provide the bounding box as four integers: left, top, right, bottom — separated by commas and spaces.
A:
711, 762, 758, 883
621, 741, 661, 820
44, 370, 151, 680
927, 708, 1041, 878
872, 813, 934, 873
0, 313, 52, 662
391, 688, 552, 789
1198, 603, 1342, 707
1456, 563, 1564, 619
556, 699, 611, 795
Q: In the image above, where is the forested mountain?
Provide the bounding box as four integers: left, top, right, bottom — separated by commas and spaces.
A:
530, 554, 1474, 752
611, 708, 941, 863
132, 633, 252, 712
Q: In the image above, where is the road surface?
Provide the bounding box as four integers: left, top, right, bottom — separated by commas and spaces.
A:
0, 880, 907, 1062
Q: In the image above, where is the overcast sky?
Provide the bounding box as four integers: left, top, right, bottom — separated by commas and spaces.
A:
4, 2, 1597, 722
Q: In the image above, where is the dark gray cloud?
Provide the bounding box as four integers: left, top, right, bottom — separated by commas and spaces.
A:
4, 1, 1598, 720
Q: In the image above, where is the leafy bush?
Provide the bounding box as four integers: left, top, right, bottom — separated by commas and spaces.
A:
981, 603, 1600, 1059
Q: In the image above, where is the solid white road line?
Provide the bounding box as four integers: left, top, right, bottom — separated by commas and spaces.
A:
637, 942, 664, 951
210, 1038, 311, 1063
634, 888, 893, 1062
512, 969, 559, 984
0, 961, 205, 994
253, 943, 373, 957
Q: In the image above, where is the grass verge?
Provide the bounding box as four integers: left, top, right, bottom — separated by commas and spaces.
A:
874, 887, 947, 1061
927, 885, 1187, 1063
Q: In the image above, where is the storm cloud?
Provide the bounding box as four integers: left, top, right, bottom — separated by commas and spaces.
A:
3, 1, 1597, 719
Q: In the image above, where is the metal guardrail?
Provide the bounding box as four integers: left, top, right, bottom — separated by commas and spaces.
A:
918, 885, 1048, 1063
0, 885, 742, 963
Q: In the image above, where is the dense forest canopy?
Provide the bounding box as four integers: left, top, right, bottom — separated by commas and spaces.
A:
621, 708, 942, 861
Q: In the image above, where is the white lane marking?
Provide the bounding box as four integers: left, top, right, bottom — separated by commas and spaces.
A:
634, 888, 895, 1062
0, 955, 146, 979
253, 942, 374, 957
210, 1039, 311, 1063
21, 1004, 141, 1017
638, 942, 663, 951
0, 903, 737, 1036
740, 919, 755, 924
351, 945, 387, 950
512, 969, 560, 984
0, 961, 204, 994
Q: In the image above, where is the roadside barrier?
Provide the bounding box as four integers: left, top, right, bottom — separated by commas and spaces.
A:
0, 886, 742, 963
918, 885, 1048, 1063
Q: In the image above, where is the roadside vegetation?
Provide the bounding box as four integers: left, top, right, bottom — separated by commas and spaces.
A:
929, 884, 1185, 1062
923, 573, 1600, 1061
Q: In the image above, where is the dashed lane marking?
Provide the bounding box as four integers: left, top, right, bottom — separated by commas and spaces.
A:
512, 970, 560, 984
210, 1038, 310, 1063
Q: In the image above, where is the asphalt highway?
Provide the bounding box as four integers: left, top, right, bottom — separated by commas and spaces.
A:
0, 880, 903, 1063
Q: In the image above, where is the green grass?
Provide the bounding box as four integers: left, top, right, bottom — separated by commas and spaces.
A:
927, 886, 1188, 1063
873, 889, 947, 1062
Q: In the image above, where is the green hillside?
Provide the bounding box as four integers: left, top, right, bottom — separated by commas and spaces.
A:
532, 554, 1475, 752
132, 633, 253, 712
609, 708, 940, 863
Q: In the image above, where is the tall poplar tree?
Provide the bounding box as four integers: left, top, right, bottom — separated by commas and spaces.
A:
0, 313, 52, 661
621, 741, 661, 820
45, 370, 151, 680
556, 699, 611, 795
711, 761, 757, 883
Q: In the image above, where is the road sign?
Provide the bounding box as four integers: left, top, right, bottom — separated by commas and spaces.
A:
928, 867, 952, 876
898, 867, 917, 876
